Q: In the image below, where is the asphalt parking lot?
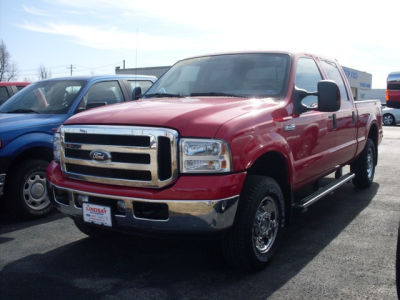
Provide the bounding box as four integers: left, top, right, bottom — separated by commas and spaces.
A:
1, 127, 399, 299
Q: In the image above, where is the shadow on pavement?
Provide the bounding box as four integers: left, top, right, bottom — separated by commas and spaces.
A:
0, 182, 378, 299
0, 209, 65, 235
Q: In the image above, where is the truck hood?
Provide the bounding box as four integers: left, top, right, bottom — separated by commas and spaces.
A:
0, 113, 66, 133
65, 97, 281, 137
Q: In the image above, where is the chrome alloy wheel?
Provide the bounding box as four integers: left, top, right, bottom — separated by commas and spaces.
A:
23, 171, 50, 211
366, 147, 374, 180
383, 114, 394, 125
252, 196, 279, 254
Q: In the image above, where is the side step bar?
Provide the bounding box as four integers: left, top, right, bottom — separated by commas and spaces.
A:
294, 173, 355, 209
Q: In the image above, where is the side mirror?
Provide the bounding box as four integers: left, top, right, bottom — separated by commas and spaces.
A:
132, 86, 142, 100
294, 80, 341, 114
317, 80, 340, 112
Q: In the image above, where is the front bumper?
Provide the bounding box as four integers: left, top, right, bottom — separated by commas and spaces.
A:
48, 182, 239, 233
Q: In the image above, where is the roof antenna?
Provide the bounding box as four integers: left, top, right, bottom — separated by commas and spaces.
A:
135, 28, 138, 77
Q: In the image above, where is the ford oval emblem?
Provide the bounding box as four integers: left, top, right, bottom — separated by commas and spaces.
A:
89, 150, 111, 162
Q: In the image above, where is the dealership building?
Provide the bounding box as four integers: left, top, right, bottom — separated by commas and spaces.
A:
116, 65, 384, 103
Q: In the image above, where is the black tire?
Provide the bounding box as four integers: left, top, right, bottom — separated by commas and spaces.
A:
351, 138, 376, 189
5, 159, 52, 218
222, 175, 285, 271
73, 219, 112, 238
383, 113, 395, 126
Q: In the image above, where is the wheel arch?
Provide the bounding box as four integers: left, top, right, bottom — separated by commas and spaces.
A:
367, 122, 379, 165
246, 151, 292, 226
10, 146, 53, 167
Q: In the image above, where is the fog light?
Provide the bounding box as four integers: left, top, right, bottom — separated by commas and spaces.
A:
76, 194, 89, 207
117, 200, 126, 215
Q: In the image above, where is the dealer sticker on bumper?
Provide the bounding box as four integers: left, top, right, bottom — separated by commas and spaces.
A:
83, 203, 112, 227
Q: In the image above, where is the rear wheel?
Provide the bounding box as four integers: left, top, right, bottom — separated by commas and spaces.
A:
351, 138, 376, 189
383, 113, 395, 126
6, 159, 52, 218
222, 176, 285, 271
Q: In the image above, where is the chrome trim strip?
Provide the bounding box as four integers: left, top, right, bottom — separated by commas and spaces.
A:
64, 143, 151, 154
64, 157, 152, 171
49, 182, 239, 231
60, 125, 179, 188
50, 182, 238, 204
65, 172, 158, 188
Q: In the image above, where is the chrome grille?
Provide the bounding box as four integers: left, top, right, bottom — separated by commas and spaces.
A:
60, 125, 178, 188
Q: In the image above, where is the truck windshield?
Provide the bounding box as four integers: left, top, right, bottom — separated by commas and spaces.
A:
0, 80, 87, 114
144, 53, 290, 99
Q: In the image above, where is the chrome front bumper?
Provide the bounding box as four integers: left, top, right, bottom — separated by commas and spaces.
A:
0, 174, 5, 197
48, 182, 239, 233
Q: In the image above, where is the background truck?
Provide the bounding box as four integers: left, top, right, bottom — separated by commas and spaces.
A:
0, 75, 156, 218
47, 52, 382, 270
0, 81, 30, 105
386, 71, 400, 108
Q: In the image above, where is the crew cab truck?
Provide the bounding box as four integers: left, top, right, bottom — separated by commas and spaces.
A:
47, 52, 382, 270
0, 75, 156, 218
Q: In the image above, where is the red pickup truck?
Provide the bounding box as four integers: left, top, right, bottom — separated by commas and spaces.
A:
47, 52, 382, 271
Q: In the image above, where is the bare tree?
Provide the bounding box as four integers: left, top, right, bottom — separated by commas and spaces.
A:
0, 40, 18, 81
38, 64, 51, 80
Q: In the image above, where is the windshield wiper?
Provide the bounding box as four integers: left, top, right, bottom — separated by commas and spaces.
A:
144, 93, 183, 98
5, 109, 39, 114
190, 92, 244, 97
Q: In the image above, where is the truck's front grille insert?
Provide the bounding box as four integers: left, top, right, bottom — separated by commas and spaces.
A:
65, 149, 150, 164
60, 125, 178, 188
158, 136, 172, 180
66, 164, 152, 181
65, 133, 150, 146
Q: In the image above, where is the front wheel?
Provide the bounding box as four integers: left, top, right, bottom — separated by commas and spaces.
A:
383, 113, 395, 126
351, 138, 376, 189
222, 176, 285, 271
6, 159, 52, 218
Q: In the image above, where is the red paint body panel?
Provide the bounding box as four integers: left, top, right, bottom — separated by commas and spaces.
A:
0, 82, 30, 87
47, 161, 246, 200
48, 52, 383, 201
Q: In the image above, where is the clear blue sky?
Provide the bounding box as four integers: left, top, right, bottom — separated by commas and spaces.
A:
1, 0, 399, 88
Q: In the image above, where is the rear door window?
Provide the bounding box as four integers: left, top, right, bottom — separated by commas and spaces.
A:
320, 60, 349, 101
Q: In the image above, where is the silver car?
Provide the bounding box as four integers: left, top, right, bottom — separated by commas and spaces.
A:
383, 106, 400, 125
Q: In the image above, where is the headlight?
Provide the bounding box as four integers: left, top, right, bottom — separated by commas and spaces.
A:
180, 138, 232, 173
53, 128, 61, 162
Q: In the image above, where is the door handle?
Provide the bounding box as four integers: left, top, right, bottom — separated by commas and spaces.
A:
352, 111, 356, 124
328, 113, 337, 129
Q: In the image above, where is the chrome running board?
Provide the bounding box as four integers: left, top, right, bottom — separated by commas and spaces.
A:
294, 173, 355, 209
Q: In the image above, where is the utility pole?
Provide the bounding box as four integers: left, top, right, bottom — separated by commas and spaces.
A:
67, 64, 76, 76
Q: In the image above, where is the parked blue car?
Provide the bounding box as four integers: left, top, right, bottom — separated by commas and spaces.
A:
0, 75, 156, 217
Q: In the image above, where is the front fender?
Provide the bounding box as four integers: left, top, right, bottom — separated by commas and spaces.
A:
2, 131, 53, 160
229, 128, 294, 186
